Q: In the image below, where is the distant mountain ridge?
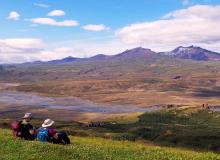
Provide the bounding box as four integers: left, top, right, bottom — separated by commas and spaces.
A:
29, 46, 220, 65
2, 45, 220, 82
47, 56, 80, 64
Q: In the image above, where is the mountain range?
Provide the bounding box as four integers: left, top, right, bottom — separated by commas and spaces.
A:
1, 45, 220, 82
36, 45, 220, 64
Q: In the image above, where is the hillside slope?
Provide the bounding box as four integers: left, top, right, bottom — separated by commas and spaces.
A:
0, 129, 220, 160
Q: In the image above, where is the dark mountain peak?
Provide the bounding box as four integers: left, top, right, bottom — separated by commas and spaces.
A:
62, 56, 78, 61
111, 47, 161, 62
117, 47, 155, 57
47, 56, 79, 64
127, 47, 152, 52
90, 54, 109, 60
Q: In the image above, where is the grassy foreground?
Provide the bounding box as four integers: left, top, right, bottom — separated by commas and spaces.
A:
0, 129, 220, 160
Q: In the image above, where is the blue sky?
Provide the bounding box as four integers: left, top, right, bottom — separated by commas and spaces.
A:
0, 0, 220, 63
0, 0, 182, 40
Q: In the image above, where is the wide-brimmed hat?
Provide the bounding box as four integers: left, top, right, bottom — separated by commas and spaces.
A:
42, 119, 54, 128
23, 113, 32, 119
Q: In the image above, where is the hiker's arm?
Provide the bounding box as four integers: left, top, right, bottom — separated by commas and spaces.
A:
53, 133, 58, 139
48, 128, 58, 139
29, 129, 35, 135
28, 124, 36, 135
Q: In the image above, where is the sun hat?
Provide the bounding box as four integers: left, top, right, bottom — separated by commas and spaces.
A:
42, 119, 54, 128
23, 113, 32, 119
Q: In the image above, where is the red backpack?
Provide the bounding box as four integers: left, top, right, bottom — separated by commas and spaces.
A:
11, 121, 22, 137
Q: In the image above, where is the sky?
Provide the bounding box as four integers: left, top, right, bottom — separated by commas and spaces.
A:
1, 0, 220, 63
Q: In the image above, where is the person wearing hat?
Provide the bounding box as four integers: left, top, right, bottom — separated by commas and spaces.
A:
37, 119, 58, 142
19, 113, 36, 140
37, 118, 70, 144
42, 119, 58, 140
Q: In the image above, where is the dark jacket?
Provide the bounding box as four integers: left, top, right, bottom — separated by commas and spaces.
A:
20, 122, 35, 140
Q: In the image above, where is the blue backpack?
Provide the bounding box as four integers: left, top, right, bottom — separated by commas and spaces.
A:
37, 128, 49, 142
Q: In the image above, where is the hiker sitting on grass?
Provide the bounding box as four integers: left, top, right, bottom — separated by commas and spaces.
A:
37, 118, 70, 145
11, 113, 36, 140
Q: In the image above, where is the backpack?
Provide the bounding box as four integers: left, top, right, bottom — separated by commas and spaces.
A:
11, 121, 22, 137
37, 128, 49, 142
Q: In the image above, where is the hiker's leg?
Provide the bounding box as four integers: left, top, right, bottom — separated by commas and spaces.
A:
58, 132, 70, 144
52, 138, 58, 144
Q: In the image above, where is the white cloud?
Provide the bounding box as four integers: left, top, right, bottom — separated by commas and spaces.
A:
0, 35, 126, 63
31, 18, 79, 27
48, 10, 66, 17
0, 38, 44, 63
34, 3, 50, 8
7, 11, 20, 20
83, 24, 110, 31
116, 5, 220, 51
0, 38, 43, 50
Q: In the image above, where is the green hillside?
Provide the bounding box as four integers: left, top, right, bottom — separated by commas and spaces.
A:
0, 129, 220, 160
